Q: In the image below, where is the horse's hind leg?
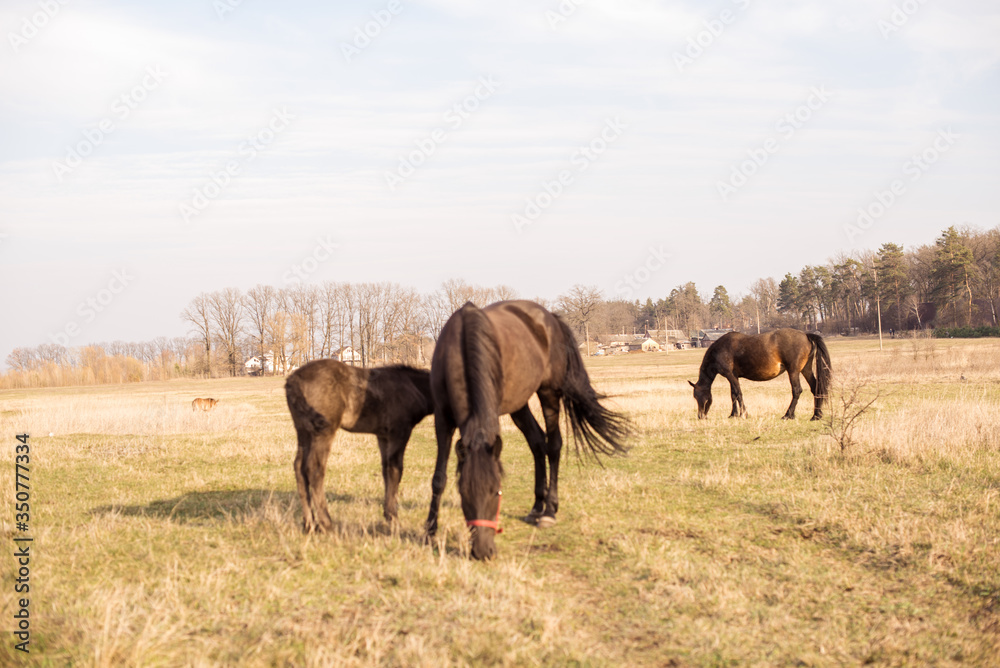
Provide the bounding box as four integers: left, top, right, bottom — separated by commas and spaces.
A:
378, 430, 409, 524
294, 427, 316, 532
784, 370, 803, 419
304, 429, 336, 532
510, 404, 548, 523
801, 365, 822, 420
536, 388, 563, 527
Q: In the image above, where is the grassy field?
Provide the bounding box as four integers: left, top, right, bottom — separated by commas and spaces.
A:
1, 336, 998, 666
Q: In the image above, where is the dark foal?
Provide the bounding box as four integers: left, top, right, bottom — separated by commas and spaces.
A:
285, 359, 433, 533
690, 329, 832, 420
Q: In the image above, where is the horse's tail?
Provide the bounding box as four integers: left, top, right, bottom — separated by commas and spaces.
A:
807, 332, 832, 404
554, 314, 631, 460
285, 372, 331, 434
455, 302, 503, 448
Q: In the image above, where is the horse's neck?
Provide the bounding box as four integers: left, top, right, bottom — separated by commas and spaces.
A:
698, 363, 718, 387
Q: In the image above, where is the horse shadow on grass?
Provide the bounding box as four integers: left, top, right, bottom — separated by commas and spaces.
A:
89, 489, 443, 545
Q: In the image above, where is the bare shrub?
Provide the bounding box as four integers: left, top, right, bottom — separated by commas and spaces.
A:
825, 377, 883, 453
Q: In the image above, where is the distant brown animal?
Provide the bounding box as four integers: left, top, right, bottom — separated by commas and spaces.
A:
689, 329, 831, 420
192, 398, 219, 412
284, 359, 434, 533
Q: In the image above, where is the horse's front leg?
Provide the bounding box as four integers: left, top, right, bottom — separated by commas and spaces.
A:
725, 374, 745, 417
378, 430, 410, 525
510, 405, 547, 522
424, 414, 454, 539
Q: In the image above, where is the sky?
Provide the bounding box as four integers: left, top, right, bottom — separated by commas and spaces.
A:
1, 0, 998, 367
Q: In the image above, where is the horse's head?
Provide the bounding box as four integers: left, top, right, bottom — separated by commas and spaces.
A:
688, 380, 712, 418
456, 436, 504, 560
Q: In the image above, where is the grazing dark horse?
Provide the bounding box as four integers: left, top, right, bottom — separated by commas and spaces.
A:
689, 329, 831, 420
285, 359, 433, 533
426, 300, 630, 560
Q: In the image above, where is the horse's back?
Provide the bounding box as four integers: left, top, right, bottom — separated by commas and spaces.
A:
432, 300, 560, 421
722, 329, 812, 380
286, 359, 367, 430
483, 301, 558, 413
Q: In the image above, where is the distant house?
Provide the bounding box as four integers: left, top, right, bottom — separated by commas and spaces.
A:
244, 351, 298, 375
332, 346, 362, 365
245, 356, 264, 375
641, 337, 661, 352
694, 329, 732, 348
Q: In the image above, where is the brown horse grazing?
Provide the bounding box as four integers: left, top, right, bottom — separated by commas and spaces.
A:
426, 300, 631, 560
284, 359, 433, 533
689, 329, 831, 420
192, 398, 219, 411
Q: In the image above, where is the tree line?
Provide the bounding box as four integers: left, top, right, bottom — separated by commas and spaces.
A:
4, 225, 997, 388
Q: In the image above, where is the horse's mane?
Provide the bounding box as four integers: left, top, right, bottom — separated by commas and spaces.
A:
454, 303, 504, 494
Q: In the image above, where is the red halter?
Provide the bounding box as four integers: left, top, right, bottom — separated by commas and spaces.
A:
466, 490, 503, 534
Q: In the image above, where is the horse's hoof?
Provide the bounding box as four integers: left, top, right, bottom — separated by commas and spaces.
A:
537, 516, 557, 528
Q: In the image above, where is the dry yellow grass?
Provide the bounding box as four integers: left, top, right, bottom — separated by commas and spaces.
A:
0, 337, 998, 666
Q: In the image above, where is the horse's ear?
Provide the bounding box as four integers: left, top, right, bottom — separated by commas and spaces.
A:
688, 380, 696, 388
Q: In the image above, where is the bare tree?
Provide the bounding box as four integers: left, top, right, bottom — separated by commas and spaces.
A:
5, 347, 38, 372
492, 284, 519, 302
209, 287, 245, 376
557, 284, 603, 350
244, 284, 275, 365
749, 277, 778, 333
266, 291, 290, 375
357, 282, 392, 367
287, 284, 320, 361
181, 293, 213, 377
423, 289, 450, 342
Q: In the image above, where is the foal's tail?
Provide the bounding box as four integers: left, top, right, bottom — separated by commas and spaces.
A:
285, 373, 331, 434
807, 332, 832, 404
554, 315, 631, 460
